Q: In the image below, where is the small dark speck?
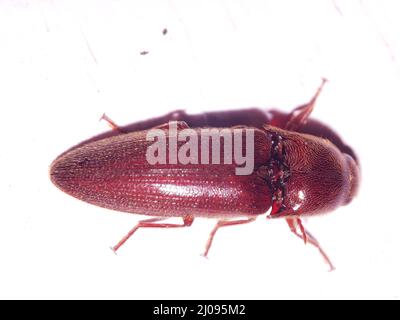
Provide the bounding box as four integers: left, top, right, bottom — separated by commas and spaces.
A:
78, 158, 90, 166
162, 28, 168, 35
140, 51, 149, 56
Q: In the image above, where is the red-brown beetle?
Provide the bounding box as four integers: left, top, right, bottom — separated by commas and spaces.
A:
50, 80, 360, 270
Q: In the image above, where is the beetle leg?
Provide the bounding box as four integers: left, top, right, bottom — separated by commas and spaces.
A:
100, 113, 126, 133
152, 121, 190, 130
202, 217, 257, 258
111, 215, 194, 253
286, 217, 308, 244
285, 78, 327, 131
286, 217, 335, 271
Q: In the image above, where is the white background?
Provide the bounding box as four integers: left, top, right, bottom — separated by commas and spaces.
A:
1, 0, 399, 299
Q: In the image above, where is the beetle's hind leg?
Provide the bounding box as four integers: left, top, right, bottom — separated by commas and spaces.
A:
286, 217, 335, 271
111, 216, 194, 253
100, 113, 126, 133
202, 217, 257, 258
285, 78, 327, 131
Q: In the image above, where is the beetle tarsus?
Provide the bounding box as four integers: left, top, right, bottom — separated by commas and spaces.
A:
202, 217, 257, 258
286, 217, 335, 271
111, 216, 194, 253
110, 246, 118, 255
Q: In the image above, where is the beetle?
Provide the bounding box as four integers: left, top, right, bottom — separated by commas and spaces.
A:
50, 79, 359, 270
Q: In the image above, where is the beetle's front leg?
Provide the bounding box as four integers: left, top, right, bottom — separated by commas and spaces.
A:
285, 78, 327, 131
202, 217, 257, 258
286, 217, 335, 271
111, 215, 194, 253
